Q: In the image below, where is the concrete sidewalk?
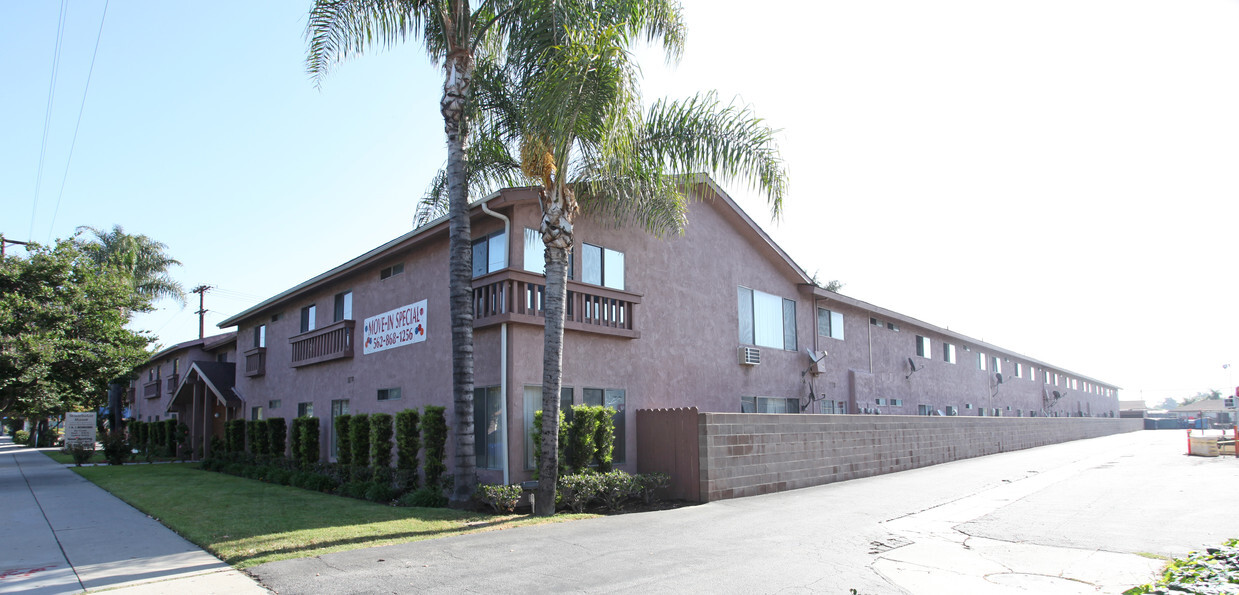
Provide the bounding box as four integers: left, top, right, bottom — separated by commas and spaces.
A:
0, 436, 266, 594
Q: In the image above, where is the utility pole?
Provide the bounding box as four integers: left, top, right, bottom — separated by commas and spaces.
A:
191, 285, 212, 339
1, 235, 30, 258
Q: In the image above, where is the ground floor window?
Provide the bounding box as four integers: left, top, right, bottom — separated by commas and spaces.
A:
945, 405, 958, 416
741, 396, 799, 414
297, 402, 313, 418
918, 404, 932, 416
584, 388, 625, 464
251, 406, 263, 421
524, 386, 573, 470
474, 386, 503, 470
330, 399, 349, 458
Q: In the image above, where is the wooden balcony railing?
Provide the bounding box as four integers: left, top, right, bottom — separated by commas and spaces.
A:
164, 374, 179, 393
289, 320, 355, 368
143, 380, 160, 399
473, 269, 640, 339
244, 347, 267, 377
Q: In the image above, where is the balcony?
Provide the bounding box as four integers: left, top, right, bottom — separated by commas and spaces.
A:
473, 269, 640, 339
143, 380, 160, 399
290, 319, 355, 368
164, 374, 179, 393
244, 347, 267, 377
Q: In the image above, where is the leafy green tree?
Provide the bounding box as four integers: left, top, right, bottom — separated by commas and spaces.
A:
1156, 397, 1179, 410
75, 224, 186, 306
421, 3, 785, 514
0, 240, 151, 420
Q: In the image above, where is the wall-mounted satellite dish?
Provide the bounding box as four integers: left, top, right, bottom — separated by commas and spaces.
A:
995, 373, 1004, 385
805, 347, 826, 363
1052, 390, 1063, 400
905, 357, 923, 379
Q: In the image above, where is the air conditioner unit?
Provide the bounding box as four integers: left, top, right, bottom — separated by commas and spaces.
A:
739, 346, 761, 365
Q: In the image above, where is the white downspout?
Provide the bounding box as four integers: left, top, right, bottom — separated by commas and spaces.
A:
481, 201, 510, 485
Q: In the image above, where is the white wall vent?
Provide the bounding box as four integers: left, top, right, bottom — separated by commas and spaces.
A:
739, 346, 761, 365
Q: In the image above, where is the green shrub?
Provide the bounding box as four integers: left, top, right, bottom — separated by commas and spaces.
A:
62, 443, 95, 466
267, 417, 287, 458
338, 480, 369, 500
365, 481, 397, 503
420, 406, 447, 488
174, 423, 189, 457
164, 419, 178, 450
566, 405, 600, 474
267, 468, 292, 485
101, 431, 131, 465
557, 473, 602, 513
636, 472, 670, 504
334, 414, 353, 465
596, 469, 640, 511
14, 430, 30, 445
300, 417, 320, 467
132, 421, 147, 449
398, 486, 447, 508
592, 406, 616, 472
370, 413, 394, 469
349, 413, 370, 468
152, 420, 167, 452
290, 418, 304, 462
225, 419, 246, 453
251, 420, 269, 456
474, 483, 523, 514
395, 409, 420, 490
532, 409, 570, 479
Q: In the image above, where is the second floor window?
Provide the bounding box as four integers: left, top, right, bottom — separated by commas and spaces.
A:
582, 243, 624, 290
817, 308, 844, 340
300, 305, 316, 333
472, 230, 507, 277
738, 286, 796, 351
334, 291, 353, 322
253, 325, 266, 348
915, 335, 930, 358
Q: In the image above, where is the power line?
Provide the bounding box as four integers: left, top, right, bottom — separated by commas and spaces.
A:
47, 0, 110, 242
30, 0, 70, 240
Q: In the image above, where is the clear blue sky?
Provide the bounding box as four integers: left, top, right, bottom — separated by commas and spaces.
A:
4, 1, 1237, 407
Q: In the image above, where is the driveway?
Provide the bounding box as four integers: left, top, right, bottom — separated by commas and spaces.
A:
250, 429, 1238, 594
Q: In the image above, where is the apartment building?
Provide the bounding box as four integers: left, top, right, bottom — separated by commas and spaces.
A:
132, 178, 1118, 483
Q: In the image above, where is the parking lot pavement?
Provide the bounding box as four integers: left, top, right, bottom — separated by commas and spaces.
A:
250, 429, 1238, 594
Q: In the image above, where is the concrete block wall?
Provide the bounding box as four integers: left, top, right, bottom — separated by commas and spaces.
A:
697, 414, 1142, 502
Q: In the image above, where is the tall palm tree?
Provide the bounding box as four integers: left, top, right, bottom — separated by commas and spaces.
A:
421, 5, 786, 515
306, 0, 525, 503
75, 224, 186, 307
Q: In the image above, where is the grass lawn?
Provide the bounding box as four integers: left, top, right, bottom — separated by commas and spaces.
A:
73, 463, 593, 568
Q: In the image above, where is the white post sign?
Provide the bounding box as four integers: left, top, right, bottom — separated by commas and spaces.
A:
65, 412, 96, 447
362, 299, 428, 355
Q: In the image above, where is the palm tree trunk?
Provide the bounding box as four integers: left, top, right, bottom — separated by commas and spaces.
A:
443, 49, 477, 505
535, 188, 574, 516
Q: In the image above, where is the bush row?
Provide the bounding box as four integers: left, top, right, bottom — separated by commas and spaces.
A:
127, 420, 187, 458
472, 470, 671, 514
201, 406, 450, 506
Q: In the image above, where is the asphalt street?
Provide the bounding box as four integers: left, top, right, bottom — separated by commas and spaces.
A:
250, 429, 1238, 594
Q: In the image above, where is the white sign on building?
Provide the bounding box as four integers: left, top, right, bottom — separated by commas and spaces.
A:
64, 412, 96, 447
362, 299, 428, 355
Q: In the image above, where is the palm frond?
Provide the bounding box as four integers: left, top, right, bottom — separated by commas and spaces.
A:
305, 0, 436, 88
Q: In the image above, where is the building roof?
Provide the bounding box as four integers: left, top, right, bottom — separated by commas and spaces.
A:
167, 361, 240, 411
1119, 400, 1147, 411
144, 331, 237, 364
213, 176, 1117, 391
1170, 399, 1231, 413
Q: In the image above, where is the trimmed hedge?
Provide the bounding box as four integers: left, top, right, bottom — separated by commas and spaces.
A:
267, 417, 287, 457
299, 417, 320, 466
420, 406, 447, 488
370, 413, 394, 469
334, 414, 353, 466
395, 408, 420, 490
349, 413, 370, 468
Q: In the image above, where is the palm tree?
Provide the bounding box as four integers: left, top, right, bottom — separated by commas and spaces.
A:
75, 224, 186, 307
421, 6, 786, 515
306, 0, 529, 503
